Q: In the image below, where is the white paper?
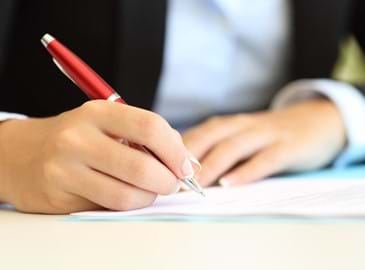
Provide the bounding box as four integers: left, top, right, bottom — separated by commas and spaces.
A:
72, 178, 365, 218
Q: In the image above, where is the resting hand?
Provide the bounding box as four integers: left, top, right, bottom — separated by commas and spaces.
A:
183, 99, 346, 187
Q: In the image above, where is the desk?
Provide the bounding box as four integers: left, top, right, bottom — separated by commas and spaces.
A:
1, 209, 365, 270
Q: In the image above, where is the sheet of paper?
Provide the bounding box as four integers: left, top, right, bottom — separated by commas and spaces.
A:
72, 178, 365, 218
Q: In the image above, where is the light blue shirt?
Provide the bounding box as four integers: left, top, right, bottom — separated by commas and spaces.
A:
155, 0, 290, 125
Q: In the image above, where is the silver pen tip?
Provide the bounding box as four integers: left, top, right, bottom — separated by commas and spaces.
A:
182, 176, 206, 197
41, 33, 55, 48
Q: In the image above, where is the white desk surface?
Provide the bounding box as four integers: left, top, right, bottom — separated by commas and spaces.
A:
1, 209, 365, 270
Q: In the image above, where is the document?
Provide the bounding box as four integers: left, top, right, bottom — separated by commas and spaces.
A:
72, 178, 365, 218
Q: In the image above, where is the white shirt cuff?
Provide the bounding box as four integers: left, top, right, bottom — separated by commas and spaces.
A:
271, 79, 365, 168
0, 112, 28, 122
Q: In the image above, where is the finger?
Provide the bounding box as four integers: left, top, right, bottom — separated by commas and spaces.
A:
219, 144, 290, 186
51, 196, 102, 214
19, 191, 100, 214
70, 165, 158, 211
182, 116, 247, 159
81, 101, 194, 179
197, 128, 275, 187
173, 129, 202, 174
82, 131, 181, 195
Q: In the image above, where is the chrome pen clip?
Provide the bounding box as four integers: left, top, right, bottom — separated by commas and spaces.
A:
52, 58, 78, 86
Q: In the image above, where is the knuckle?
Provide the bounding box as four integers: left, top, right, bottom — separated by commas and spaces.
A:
80, 100, 108, 117
139, 112, 169, 142
54, 128, 84, 153
42, 160, 64, 181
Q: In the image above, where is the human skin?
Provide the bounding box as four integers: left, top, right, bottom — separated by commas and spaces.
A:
0, 100, 196, 214
182, 99, 346, 187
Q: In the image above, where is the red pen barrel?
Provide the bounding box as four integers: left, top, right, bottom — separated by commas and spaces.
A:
45, 39, 125, 103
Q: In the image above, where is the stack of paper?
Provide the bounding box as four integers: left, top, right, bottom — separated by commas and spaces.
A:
72, 178, 365, 219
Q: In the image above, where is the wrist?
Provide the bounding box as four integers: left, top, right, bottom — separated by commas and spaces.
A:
273, 79, 365, 166
0, 118, 54, 204
0, 119, 27, 203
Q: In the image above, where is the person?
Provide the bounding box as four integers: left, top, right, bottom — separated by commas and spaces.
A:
0, 0, 364, 214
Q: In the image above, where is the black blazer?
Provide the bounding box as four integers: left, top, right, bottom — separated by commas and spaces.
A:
0, 0, 364, 117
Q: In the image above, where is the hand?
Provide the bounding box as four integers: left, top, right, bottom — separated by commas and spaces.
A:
183, 99, 346, 187
0, 100, 195, 214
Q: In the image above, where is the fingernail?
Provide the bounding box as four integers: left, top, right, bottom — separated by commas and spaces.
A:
219, 178, 231, 187
181, 158, 194, 178
188, 155, 202, 172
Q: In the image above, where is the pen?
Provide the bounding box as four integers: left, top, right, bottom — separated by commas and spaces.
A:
40, 33, 205, 196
